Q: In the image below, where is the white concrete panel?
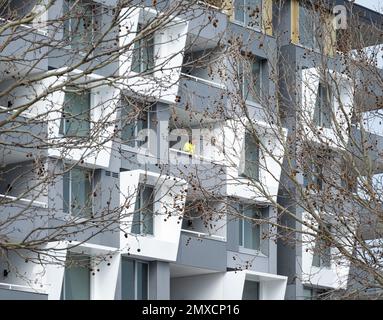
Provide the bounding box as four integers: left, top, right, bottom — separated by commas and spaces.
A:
301, 67, 354, 149
120, 170, 188, 261
223, 119, 287, 203
119, 8, 188, 103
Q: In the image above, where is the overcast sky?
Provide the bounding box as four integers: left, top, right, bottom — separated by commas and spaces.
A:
354, 0, 383, 12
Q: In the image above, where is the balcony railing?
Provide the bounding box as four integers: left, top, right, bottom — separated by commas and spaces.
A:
0, 194, 48, 209
181, 228, 226, 241
180, 73, 226, 89
169, 147, 214, 163
0, 282, 46, 294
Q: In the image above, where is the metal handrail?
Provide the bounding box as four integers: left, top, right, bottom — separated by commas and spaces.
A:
0, 194, 48, 208
180, 73, 226, 89
181, 228, 226, 241
0, 282, 46, 294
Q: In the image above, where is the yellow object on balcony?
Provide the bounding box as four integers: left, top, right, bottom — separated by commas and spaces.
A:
183, 141, 196, 154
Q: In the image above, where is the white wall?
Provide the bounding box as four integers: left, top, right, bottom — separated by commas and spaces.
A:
119, 7, 188, 103
301, 213, 351, 289
120, 170, 188, 261
301, 67, 354, 149
171, 270, 287, 300
223, 118, 287, 203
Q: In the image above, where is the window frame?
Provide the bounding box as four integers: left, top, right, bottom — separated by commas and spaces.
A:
61, 252, 92, 300
60, 87, 91, 138
298, 3, 321, 51
121, 258, 149, 300
240, 129, 260, 181
121, 102, 153, 150
63, 166, 94, 218
131, 183, 155, 236
313, 82, 333, 128
63, 0, 100, 48
303, 162, 323, 191
239, 56, 263, 105
131, 23, 155, 74
233, 0, 263, 31
239, 204, 262, 251
312, 224, 332, 269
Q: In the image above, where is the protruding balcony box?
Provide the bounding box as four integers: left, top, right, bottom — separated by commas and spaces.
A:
170, 270, 287, 300
119, 8, 188, 104
4, 70, 120, 169
183, 2, 228, 44
301, 67, 354, 150
301, 213, 352, 290
348, 124, 383, 172
177, 231, 227, 271
0, 285, 48, 300
120, 170, 188, 261
0, 108, 48, 164
177, 200, 227, 271
0, 197, 48, 240
0, 3, 48, 77
177, 73, 227, 114
0, 241, 66, 299
223, 119, 287, 203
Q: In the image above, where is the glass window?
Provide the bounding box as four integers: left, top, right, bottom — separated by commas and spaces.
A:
299, 3, 321, 49
132, 184, 154, 235
303, 162, 323, 190
0, 0, 36, 20
63, 0, 99, 48
234, 0, 262, 29
63, 166, 93, 218
136, 262, 148, 300
121, 103, 151, 148
121, 258, 149, 300
239, 204, 261, 250
312, 226, 332, 268
60, 88, 91, 137
313, 83, 332, 128
61, 253, 91, 300
242, 280, 260, 300
121, 258, 135, 300
131, 23, 155, 73
241, 57, 262, 103
240, 130, 260, 181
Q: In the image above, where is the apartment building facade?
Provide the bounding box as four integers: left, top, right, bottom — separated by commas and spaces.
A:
0, 0, 382, 300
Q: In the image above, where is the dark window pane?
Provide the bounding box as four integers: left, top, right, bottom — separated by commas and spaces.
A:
234, 0, 245, 23
63, 170, 70, 213
132, 184, 154, 235
132, 186, 142, 234
136, 262, 148, 300
62, 88, 90, 137
246, 0, 262, 28
121, 258, 135, 300
132, 24, 155, 73
70, 167, 92, 218
63, 253, 90, 300
242, 281, 260, 300
121, 103, 136, 147
241, 131, 259, 180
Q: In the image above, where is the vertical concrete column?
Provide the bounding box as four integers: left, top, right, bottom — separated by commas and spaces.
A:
149, 261, 170, 300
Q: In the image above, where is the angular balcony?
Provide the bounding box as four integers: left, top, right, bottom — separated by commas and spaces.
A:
0, 1, 48, 76
167, 105, 228, 196
0, 160, 48, 242
178, 45, 226, 113
170, 270, 287, 300
0, 283, 47, 300
119, 170, 188, 261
